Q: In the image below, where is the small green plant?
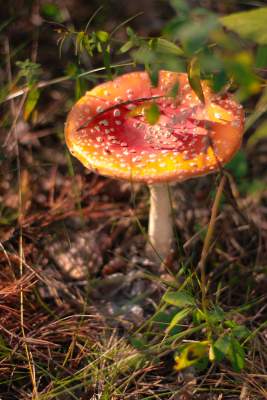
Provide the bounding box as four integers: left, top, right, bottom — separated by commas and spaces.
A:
16, 59, 42, 120
162, 290, 249, 372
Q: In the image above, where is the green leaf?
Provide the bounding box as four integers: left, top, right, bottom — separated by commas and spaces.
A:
41, 3, 62, 21
192, 308, 206, 325
232, 325, 250, 340
103, 47, 112, 79
220, 8, 267, 44
166, 308, 192, 333
120, 40, 134, 53
155, 38, 184, 56
256, 45, 267, 68
178, 14, 218, 53
247, 120, 267, 148
209, 343, 216, 361
147, 65, 160, 87
211, 70, 228, 93
188, 57, 205, 103
245, 87, 267, 132
132, 44, 156, 65
169, 0, 189, 14
214, 335, 245, 371
129, 337, 146, 350
224, 320, 250, 340
163, 290, 196, 308
75, 77, 87, 100
226, 51, 260, 100
65, 62, 79, 78
75, 31, 85, 55
174, 341, 209, 370
207, 306, 225, 324
96, 30, 109, 43
152, 310, 182, 333
144, 102, 160, 125
16, 59, 42, 85
126, 26, 135, 38
213, 335, 231, 362
168, 82, 180, 98
24, 87, 40, 120
229, 337, 245, 372
151, 311, 170, 328
226, 150, 248, 180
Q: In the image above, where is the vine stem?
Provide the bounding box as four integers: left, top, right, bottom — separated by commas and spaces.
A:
199, 175, 226, 311
2, 61, 134, 103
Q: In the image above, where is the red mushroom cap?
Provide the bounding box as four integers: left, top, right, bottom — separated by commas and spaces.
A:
65, 71, 244, 183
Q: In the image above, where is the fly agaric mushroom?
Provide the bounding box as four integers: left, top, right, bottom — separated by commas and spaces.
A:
65, 71, 244, 261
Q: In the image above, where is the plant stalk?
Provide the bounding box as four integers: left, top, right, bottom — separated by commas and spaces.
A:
199, 175, 226, 310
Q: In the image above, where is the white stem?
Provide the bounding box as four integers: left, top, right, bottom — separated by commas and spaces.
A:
146, 183, 173, 261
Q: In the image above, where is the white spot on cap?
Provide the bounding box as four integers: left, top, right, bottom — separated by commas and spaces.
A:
96, 106, 104, 113
99, 119, 109, 126
113, 109, 121, 117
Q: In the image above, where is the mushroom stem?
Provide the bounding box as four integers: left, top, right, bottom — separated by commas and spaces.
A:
146, 183, 173, 261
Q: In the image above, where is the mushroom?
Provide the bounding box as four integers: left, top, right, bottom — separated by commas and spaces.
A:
65, 71, 244, 261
